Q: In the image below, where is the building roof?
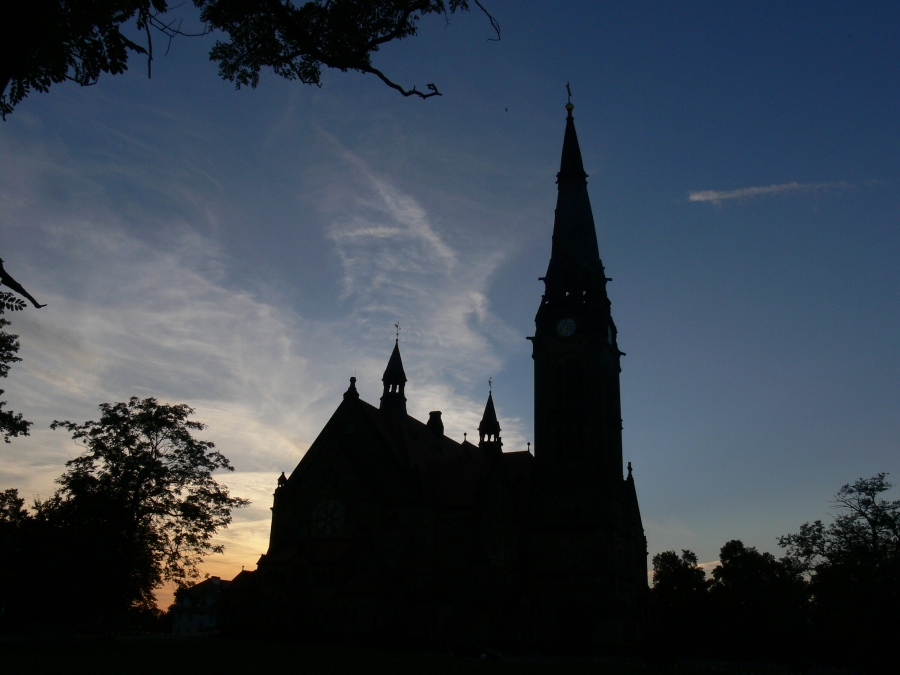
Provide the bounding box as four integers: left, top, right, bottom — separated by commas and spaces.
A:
544, 104, 605, 295
174, 576, 230, 604
382, 339, 407, 384
478, 392, 501, 437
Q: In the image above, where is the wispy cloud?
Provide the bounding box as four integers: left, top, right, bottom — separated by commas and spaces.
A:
318, 143, 522, 406
689, 181, 853, 204
0, 127, 524, 605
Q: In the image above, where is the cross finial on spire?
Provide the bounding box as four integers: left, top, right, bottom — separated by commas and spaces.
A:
566, 81, 572, 104
488, 377, 493, 393
565, 82, 574, 117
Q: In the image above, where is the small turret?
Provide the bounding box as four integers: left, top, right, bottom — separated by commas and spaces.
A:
380, 340, 408, 415
343, 376, 360, 400
478, 389, 503, 456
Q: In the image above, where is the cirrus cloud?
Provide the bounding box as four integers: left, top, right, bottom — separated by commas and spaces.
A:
689, 181, 853, 204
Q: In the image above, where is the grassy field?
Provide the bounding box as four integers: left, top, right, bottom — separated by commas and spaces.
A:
2, 636, 833, 675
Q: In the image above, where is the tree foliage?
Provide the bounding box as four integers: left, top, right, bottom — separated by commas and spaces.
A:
0, 1, 168, 118
649, 477, 899, 669
707, 540, 808, 661
779, 474, 900, 669
46, 397, 248, 613
1, 1, 498, 118
0, 296, 31, 443
651, 549, 709, 609
198, 0, 493, 98
779, 473, 900, 572
0, 488, 28, 525
650, 543, 808, 662
649, 549, 710, 659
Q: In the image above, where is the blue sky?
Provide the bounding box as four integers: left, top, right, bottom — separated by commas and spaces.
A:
1, 1, 898, 603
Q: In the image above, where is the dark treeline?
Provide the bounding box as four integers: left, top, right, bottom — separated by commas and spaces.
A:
0, 397, 247, 634
648, 474, 900, 672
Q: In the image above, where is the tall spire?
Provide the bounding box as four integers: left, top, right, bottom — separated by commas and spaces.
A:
530, 89, 622, 471
478, 390, 502, 455
380, 339, 407, 415
543, 90, 604, 297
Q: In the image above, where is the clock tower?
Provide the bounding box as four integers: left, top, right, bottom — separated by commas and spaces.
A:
527, 97, 647, 649
531, 99, 624, 474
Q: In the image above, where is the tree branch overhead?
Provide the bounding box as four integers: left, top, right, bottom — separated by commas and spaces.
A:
1, 1, 500, 117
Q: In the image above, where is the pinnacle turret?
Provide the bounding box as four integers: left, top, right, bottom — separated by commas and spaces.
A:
478, 391, 502, 455
382, 340, 407, 385
380, 340, 407, 414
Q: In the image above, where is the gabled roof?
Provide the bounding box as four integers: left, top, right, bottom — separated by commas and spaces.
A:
285, 389, 533, 515
175, 576, 229, 602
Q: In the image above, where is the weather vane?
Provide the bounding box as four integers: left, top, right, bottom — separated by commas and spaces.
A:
566, 82, 572, 105
488, 377, 493, 393
394, 322, 401, 341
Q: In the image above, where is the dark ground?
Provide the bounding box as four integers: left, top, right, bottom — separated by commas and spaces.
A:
0, 636, 853, 675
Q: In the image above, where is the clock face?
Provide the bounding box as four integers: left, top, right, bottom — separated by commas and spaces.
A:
557, 318, 576, 337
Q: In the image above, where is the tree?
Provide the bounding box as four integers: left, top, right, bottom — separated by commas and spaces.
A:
779, 474, 899, 669
779, 473, 900, 573
651, 549, 709, 606
2, 1, 499, 118
47, 397, 248, 617
707, 540, 808, 662
648, 550, 710, 659
0, 293, 31, 443
0, 1, 168, 118
0, 488, 29, 525
197, 0, 497, 98
0, 489, 33, 631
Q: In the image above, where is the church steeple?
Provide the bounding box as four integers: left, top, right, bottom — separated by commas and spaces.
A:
478, 387, 502, 456
543, 97, 605, 300
380, 339, 407, 415
530, 92, 623, 475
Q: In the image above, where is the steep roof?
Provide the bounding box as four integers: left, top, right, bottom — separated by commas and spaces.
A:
478, 392, 501, 437
382, 340, 407, 384
544, 103, 606, 296
287, 388, 533, 515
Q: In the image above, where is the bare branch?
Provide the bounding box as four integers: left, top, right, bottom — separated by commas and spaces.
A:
473, 0, 500, 41
144, 14, 154, 78
362, 66, 442, 99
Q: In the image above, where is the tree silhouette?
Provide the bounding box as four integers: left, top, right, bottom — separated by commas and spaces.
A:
45, 397, 248, 617
0, 296, 31, 443
1, 1, 499, 118
780, 474, 900, 670
707, 540, 808, 662
649, 549, 710, 659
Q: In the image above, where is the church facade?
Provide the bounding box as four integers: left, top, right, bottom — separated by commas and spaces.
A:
223, 102, 649, 650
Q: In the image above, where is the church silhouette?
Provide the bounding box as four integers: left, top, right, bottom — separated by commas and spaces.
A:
222, 100, 649, 650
